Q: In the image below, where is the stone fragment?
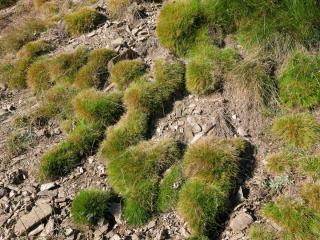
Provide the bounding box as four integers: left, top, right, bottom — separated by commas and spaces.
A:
40, 182, 56, 191
14, 203, 52, 235
28, 224, 44, 236
110, 202, 122, 224
111, 37, 124, 48
230, 212, 253, 232
110, 234, 121, 240
40, 218, 55, 237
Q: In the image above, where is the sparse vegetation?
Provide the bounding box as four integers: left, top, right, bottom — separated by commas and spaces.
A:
110, 60, 147, 90
5, 130, 34, 159
106, 0, 131, 18
249, 224, 276, 240
279, 51, 320, 109
71, 189, 114, 225
75, 48, 116, 89
272, 113, 320, 149
64, 7, 106, 36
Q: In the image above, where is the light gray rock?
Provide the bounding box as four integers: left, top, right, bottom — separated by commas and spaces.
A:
40, 182, 56, 191
28, 224, 44, 236
230, 212, 253, 233
14, 203, 52, 235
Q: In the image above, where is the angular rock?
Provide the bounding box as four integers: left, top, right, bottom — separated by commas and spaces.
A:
40, 182, 56, 191
230, 212, 253, 233
28, 224, 44, 236
14, 203, 53, 235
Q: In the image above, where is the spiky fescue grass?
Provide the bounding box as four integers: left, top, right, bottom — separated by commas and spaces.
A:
27, 57, 52, 93
49, 48, 89, 83
279, 51, 320, 109
0, 19, 47, 55
266, 151, 298, 174
71, 189, 114, 225
157, 163, 184, 212
110, 60, 147, 90
301, 184, 320, 213
64, 7, 106, 36
156, 0, 206, 56
108, 138, 181, 225
106, 0, 131, 19
249, 224, 277, 240
72, 89, 123, 126
262, 198, 320, 239
178, 137, 246, 235
39, 121, 103, 180
186, 44, 239, 95
300, 155, 320, 180
272, 113, 320, 149
17, 40, 51, 59
32, 84, 79, 122
75, 48, 116, 89
99, 110, 149, 158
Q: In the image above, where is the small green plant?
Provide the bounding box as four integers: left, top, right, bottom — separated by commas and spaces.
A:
263, 198, 320, 239
110, 60, 147, 90
5, 130, 34, 159
49, 48, 89, 83
300, 155, 320, 180
39, 121, 103, 180
64, 7, 106, 36
0, 19, 47, 55
267, 175, 290, 193
72, 89, 123, 126
75, 48, 116, 89
157, 163, 184, 212
279, 51, 320, 109
186, 44, 239, 95
27, 57, 52, 93
71, 189, 114, 225
272, 113, 320, 149
156, 0, 206, 56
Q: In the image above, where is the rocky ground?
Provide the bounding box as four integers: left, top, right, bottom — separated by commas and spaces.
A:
0, 1, 285, 239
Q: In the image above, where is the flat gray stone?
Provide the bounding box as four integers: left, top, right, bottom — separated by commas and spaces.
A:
14, 203, 52, 236
230, 212, 253, 233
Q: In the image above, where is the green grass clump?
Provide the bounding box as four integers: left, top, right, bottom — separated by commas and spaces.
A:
279, 52, 320, 109
32, 84, 78, 122
272, 113, 320, 149
49, 48, 89, 83
186, 44, 239, 95
17, 40, 51, 59
108, 138, 181, 225
157, 163, 184, 212
156, 0, 206, 56
72, 89, 123, 126
27, 57, 52, 93
263, 198, 320, 239
0, 19, 47, 55
0, 62, 14, 85
106, 0, 131, 19
178, 138, 245, 235
71, 189, 114, 225
249, 224, 276, 240
301, 184, 320, 213
64, 7, 106, 36
0, 0, 17, 9
301, 155, 320, 180
266, 151, 298, 174
39, 121, 103, 180
110, 60, 147, 90
5, 130, 34, 159
75, 48, 116, 89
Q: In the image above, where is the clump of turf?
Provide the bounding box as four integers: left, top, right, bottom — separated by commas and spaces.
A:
110, 60, 147, 90
156, 0, 206, 56
75, 48, 116, 89
186, 44, 239, 95
27, 57, 52, 93
64, 7, 106, 36
71, 189, 114, 225
157, 163, 184, 212
271, 113, 320, 149
301, 184, 320, 213
178, 138, 246, 235
0, 19, 47, 55
266, 151, 298, 174
72, 89, 123, 126
106, 0, 131, 19
262, 198, 320, 239
49, 48, 89, 83
279, 51, 320, 109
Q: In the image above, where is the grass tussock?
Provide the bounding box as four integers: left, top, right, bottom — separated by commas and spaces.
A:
279, 51, 320, 109
39, 121, 103, 180
75, 48, 116, 89
5, 130, 34, 159
301, 184, 320, 213
49, 48, 89, 83
106, 0, 132, 19
64, 7, 106, 36
27, 57, 52, 93
186, 44, 239, 95
263, 198, 320, 239
71, 189, 114, 225
0, 19, 47, 55
272, 113, 320, 149
110, 60, 147, 90
266, 151, 298, 175
72, 89, 123, 126
178, 137, 246, 235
